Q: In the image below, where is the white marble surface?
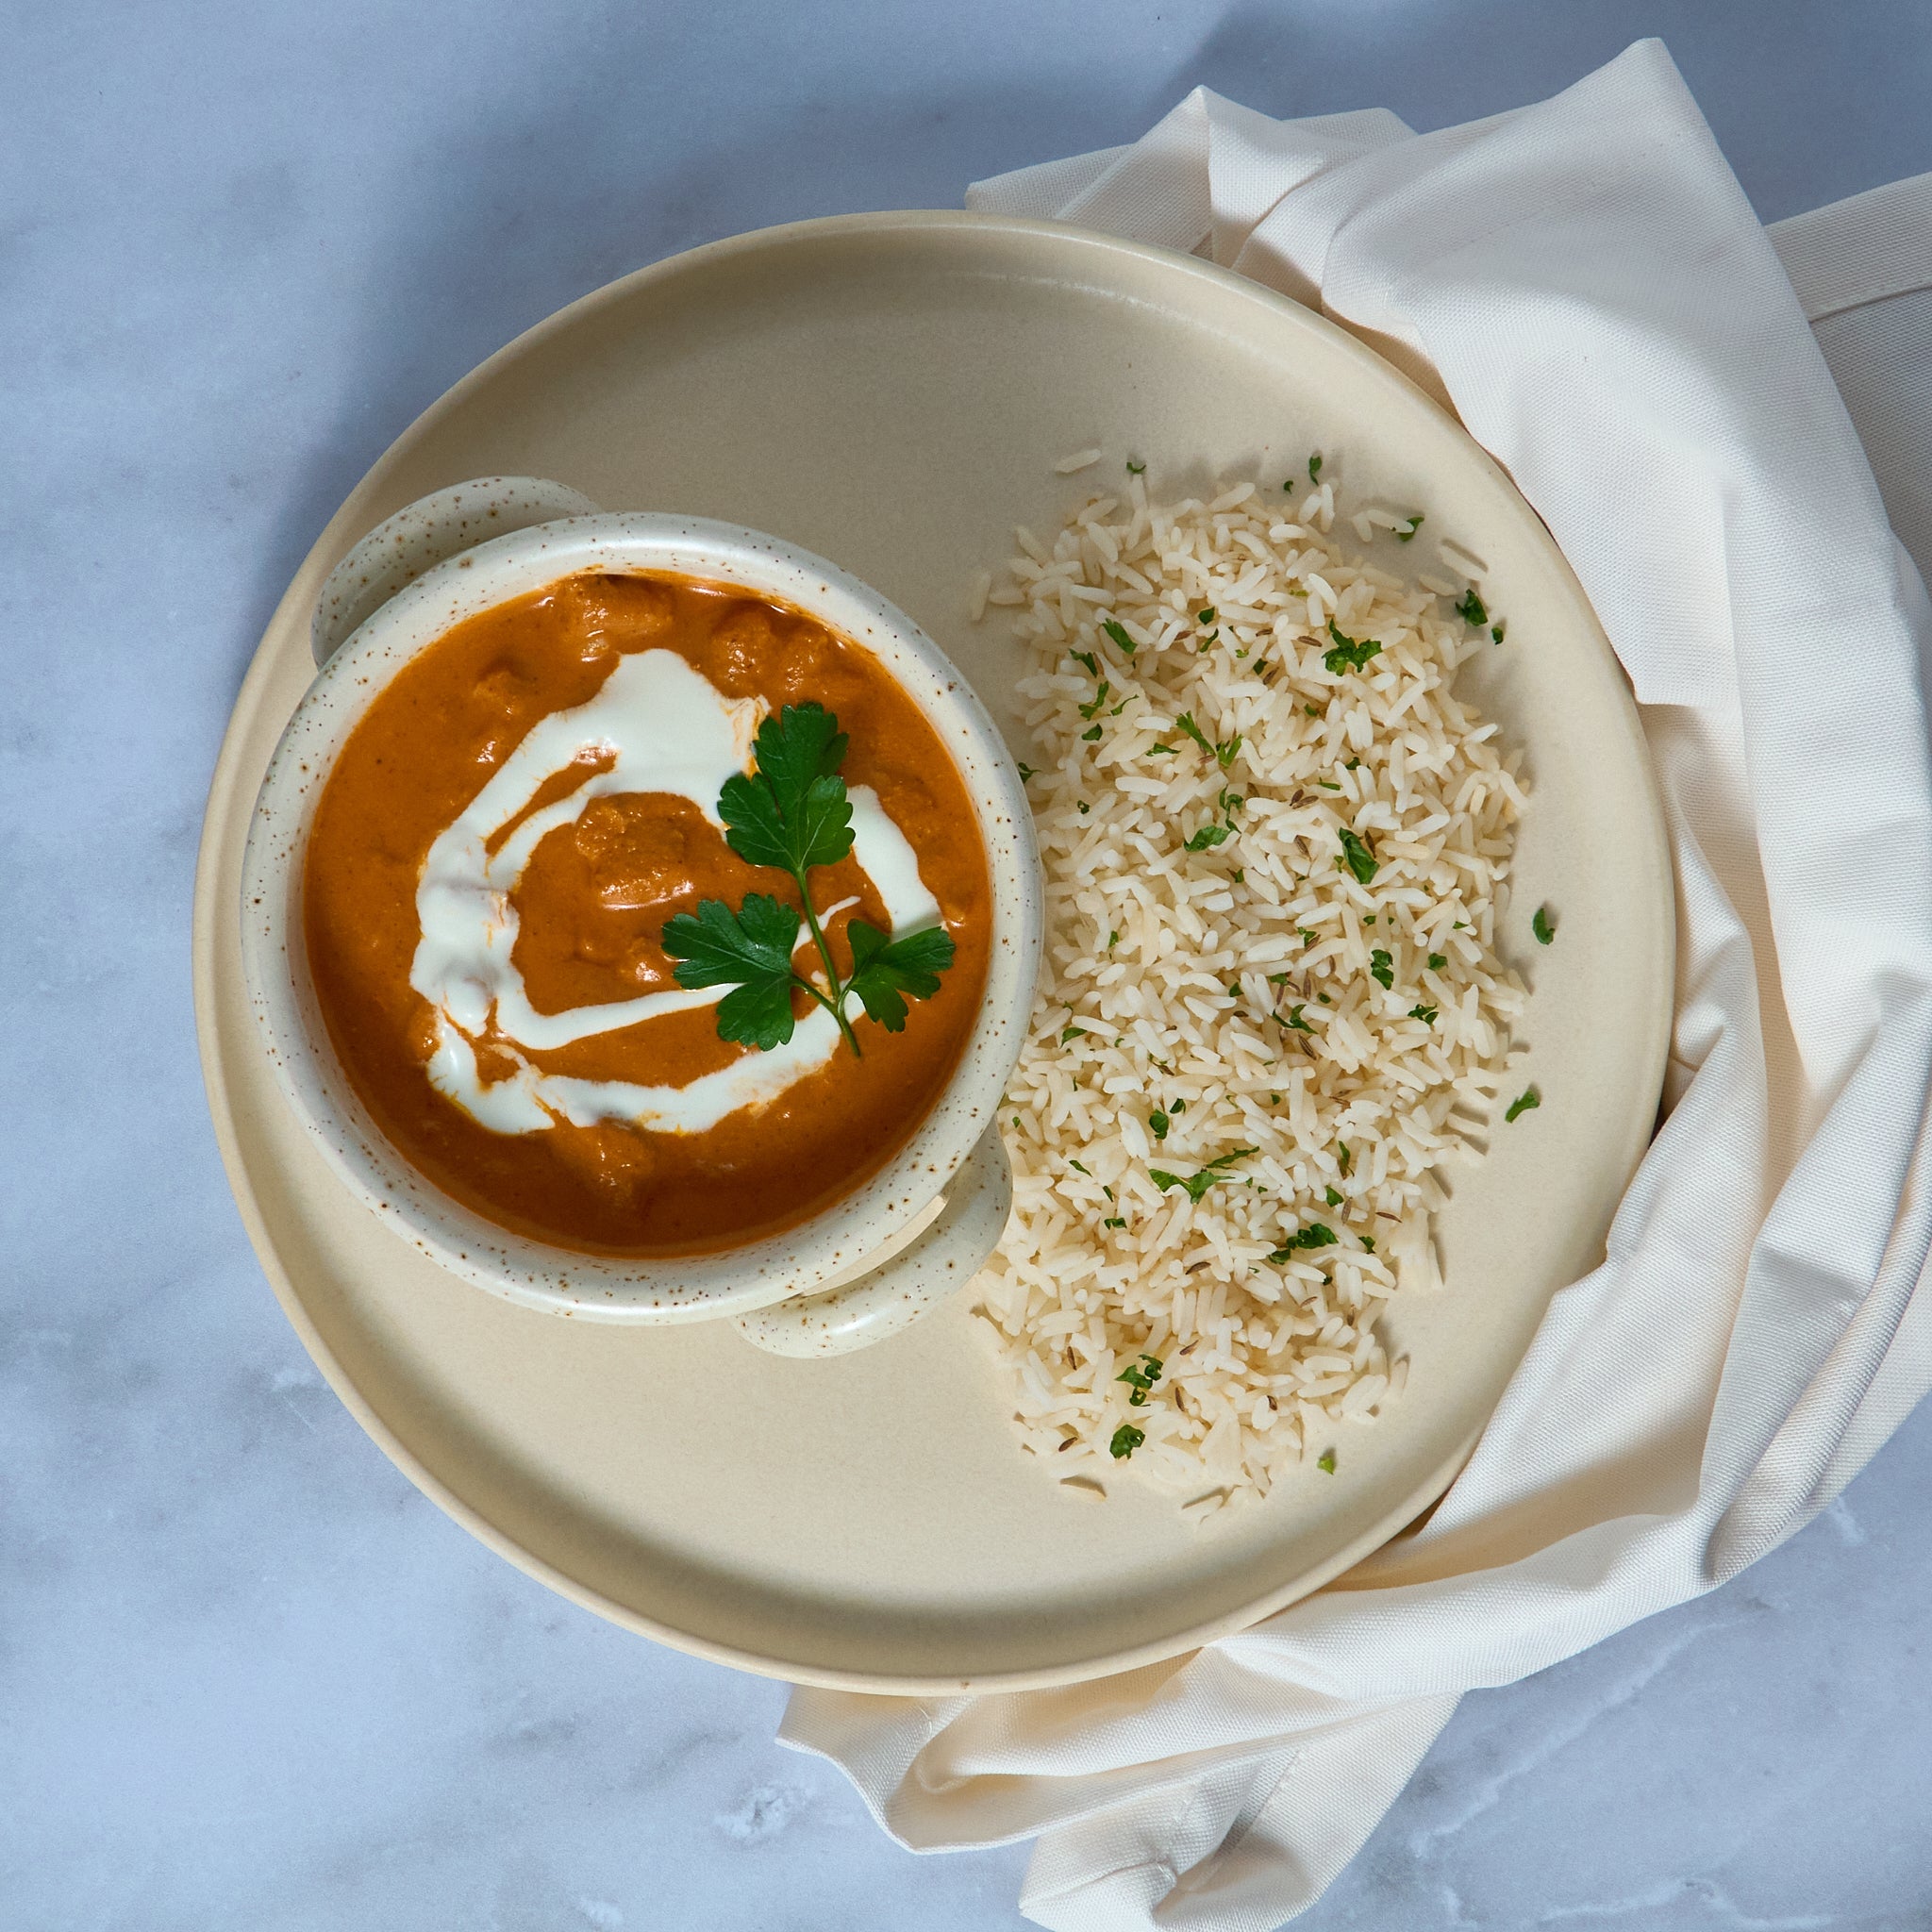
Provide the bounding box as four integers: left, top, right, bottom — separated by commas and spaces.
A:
7, 3, 1932, 1926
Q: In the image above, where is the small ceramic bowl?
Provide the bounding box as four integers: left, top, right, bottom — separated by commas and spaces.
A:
241, 479, 1042, 1355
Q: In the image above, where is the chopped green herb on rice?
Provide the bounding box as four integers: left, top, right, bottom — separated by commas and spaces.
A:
975, 470, 1530, 1511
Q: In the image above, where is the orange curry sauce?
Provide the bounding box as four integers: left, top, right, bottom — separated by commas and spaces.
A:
304, 573, 991, 1255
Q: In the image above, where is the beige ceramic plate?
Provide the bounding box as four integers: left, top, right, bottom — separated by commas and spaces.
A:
194, 211, 1673, 1693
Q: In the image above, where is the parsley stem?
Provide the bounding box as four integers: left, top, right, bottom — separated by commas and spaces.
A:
796, 881, 862, 1057
799, 974, 862, 1056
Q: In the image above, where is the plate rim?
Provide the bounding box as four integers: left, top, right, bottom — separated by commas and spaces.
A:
192, 207, 1674, 1693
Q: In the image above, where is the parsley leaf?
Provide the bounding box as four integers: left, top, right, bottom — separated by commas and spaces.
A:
844, 921, 956, 1032
1409, 1004, 1438, 1026
1149, 1108, 1170, 1141
1324, 621, 1383, 675
1082, 724, 1103, 741
1150, 1149, 1256, 1204
1126, 459, 1146, 475
1185, 823, 1231, 852
1197, 606, 1217, 625
662, 894, 803, 1050
1060, 1024, 1088, 1045
1110, 1424, 1145, 1459
1308, 454, 1323, 482
1284, 1004, 1313, 1032
1205, 1146, 1257, 1169
1427, 953, 1447, 972
1117, 1354, 1164, 1406
1506, 1088, 1541, 1123
1017, 762, 1036, 781
1317, 1448, 1337, 1474
1397, 515, 1423, 541
1174, 711, 1213, 755
1370, 948, 1393, 990
1216, 733, 1242, 771
1267, 1224, 1337, 1260
1338, 826, 1379, 884
719, 704, 854, 876
1101, 617, 1137, 656
1456, 588, 1489, 626
1533, 906, 1556, 945
1324, 1186, 1343, 1207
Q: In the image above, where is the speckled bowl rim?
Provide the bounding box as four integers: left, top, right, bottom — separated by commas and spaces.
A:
237, 512, 1042, 1322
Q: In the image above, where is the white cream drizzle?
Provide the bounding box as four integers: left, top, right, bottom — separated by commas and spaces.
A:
409, 648, 943, 1137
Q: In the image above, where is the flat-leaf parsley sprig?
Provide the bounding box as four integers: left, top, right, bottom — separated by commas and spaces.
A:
660, 703, 956, 1058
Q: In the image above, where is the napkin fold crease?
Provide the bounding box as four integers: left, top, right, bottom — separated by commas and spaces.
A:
781, 40, 1932, 1928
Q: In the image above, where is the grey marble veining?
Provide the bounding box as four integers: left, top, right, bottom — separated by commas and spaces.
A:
5, 2, 1931, 1926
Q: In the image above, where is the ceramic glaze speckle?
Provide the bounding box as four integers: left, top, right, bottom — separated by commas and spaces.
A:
732, 1126, 1012, 1357
243, 492, 1044, 1333
309, 477, 600, 667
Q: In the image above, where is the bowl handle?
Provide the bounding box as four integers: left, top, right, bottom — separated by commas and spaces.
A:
732, 1127, 1012, 1357
310, 475, 602, 666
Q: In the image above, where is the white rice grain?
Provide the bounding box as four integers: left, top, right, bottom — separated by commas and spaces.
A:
975, 471, 1527, 1501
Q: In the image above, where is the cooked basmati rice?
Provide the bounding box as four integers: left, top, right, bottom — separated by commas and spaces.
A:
974, 468, 1528, 1510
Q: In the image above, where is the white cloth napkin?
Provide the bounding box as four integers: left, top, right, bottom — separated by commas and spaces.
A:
781, 41, 1932, 1929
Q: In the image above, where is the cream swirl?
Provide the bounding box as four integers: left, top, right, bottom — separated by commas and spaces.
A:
409, 649, 941, 1135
